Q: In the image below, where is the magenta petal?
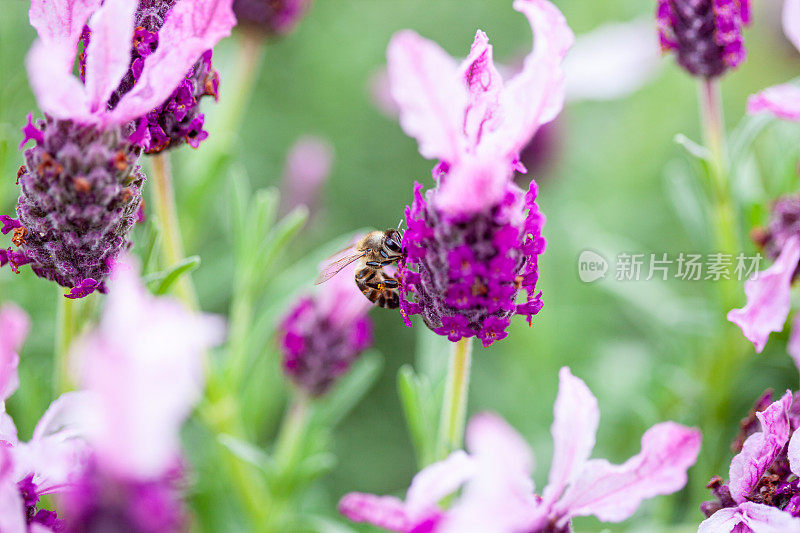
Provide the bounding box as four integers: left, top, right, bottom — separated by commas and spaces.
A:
728, 236, 800, 353
64, 278, 101, 299
699, 502, 800, 533
555, 422, 701, 524
729, 390, 793, 503
543, 367, 599, 505
338, 493, 412, 532
386, 29, 464, 163
747, 84, 800, 122
110, 0, 236, 125
84, 0, 137, 112
0, 305, 27, 403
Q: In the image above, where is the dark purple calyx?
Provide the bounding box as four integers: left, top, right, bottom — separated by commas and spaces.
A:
3, 116, 144, 297
656, 0, 750, 78
398, 180, 544, 347
233, 0, 313, 36
18, 474, 64, 530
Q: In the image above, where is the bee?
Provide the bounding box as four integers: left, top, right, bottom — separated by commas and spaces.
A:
315, 229, 404, 308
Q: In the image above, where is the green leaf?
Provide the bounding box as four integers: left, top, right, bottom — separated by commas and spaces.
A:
312, 351, 383, 428
147, 256, 201, 295
673, 134, 711, 163
397, 365, 436, 467
217, 434, 272, 475
252, 204, 309, 290
139, 222, 161, 274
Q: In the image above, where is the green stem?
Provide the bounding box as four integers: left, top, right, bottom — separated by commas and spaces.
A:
436, 337, 473, 460
274, 393, 311, 474
149, 153, 198, 309
54, 291, 76, 394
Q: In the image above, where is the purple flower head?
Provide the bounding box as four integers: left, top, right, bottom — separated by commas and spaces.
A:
656, 0, 752, 78
699, 390, 800, 532
747, 0, 800, 121
278, 256, 374, 396
279, 135, 334, 215
339, 367, 702, 533
233, 0, 313, 36
388, 0, 572, 345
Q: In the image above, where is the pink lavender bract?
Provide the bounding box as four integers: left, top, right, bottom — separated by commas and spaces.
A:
278, 262, 373, 396
699, 390, 800, 531
388, 0, 572, 346
339, 367, 702, 533
656, 0, 751, 78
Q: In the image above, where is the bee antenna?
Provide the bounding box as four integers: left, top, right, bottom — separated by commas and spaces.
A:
396, 218, 405, 232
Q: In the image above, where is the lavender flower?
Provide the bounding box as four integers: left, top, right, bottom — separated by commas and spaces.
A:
278, 260, 373, 396
0, 0, 235, 298
62, 255, 224, 530
233, 0, 313, 36
699, 390, 800, 531
339, 367, 702, 532
279, 135, 334, 215
656, 0, 752, 78
747, 0, 800, 120
387, 0, 573, 346
0, 305, 92, 532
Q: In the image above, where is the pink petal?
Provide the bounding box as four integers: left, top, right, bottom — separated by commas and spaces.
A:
109, 0, 236, 125
788, 315, 800, 374
84, 0, 137, 113
72, 254, 224, 479
784, 0, 800, 54
441, 413, 541, 533
405, 450, 474, 519
491, 0, 574, 158
434, 154, 511, 216
699, 502, 800, 533
0, 448, 25, 533
0, 304, 27, 402
338, 493, 411, 532
281, 135, 334, 212
729, 390, 793, 503
543, 367, 600, 505
788, 429, 800, 478
728, 236, 800, 353
29, 0, 101, 48
747, 84, 800, 122
26, 40, 91, 121
554, 422, 701, 524
460, 30, 503, 151
386, 29, 465, 163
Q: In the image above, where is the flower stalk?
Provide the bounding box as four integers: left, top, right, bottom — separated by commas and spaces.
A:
436, 337, 472, 460
54, 290, 77, 394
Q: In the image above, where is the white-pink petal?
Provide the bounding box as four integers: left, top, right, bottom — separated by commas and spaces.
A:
338, 493, 412, 533
784, 0, 800, 55
26, 40, 92, 121
699, 502, 800, 533
543, 367, 600, 506
434, 155, 511, 216
554, 422, 701, 524
29, 0, 101, 49
386, 29, 465, 163
729, 390, 793, 503
84, 0, 137, 113
728, 236, 800, 353
789, 429, 800, 478
0, 448, 25, 533
460, 30, 504, 151
747, 84, 800, 122
789, 315, 800, 375
405, 450, 474, 519
109, 0, 236, 125
0, 304, 28, 403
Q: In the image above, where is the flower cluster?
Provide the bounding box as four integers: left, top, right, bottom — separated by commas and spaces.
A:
340, 367, 701, 533
656, 0, 752, 78
0, 0, 235, 298
388, 0, 572, 346
233, 0, 313, 36
278, 259, 373, 396
699, 390, 800, 531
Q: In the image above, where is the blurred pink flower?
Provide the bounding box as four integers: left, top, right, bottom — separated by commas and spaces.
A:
728, 236, 800, 353
280, 135, 334, 214
339, 367, 701, 532
747, 0, 800, 120
26, 0, 235, 127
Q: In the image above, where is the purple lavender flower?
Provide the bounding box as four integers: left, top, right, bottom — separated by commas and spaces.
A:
278, 259, 373, 396
339, 367, 702, 533
233, 0, 313, 36
656, 0, 752, 78
699, 390, 800, 531
279, 135, 334, 215
387, 0, 572, 346
747, 0, 800, 120
1, 0, 235, 297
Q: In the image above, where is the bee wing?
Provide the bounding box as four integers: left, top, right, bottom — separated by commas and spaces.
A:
315, 250, 365, 285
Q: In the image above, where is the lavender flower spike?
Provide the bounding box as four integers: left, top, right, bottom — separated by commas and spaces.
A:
278, 251, 373, 396
63, 254, 224, 530
389, 0, 572, 345
747, 0, 800, 121
699, 390, 800, 532
339, 367, 702, 533
656, 0, 752, 78
233, 0, 313, 36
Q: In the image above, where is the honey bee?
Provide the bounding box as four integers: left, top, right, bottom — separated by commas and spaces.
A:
315, 229, 404, 308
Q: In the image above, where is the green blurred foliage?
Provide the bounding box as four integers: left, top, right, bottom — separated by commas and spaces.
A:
2, 0, 800, 531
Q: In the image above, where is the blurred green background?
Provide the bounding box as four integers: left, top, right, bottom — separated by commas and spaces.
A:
3, 0, 800, 531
